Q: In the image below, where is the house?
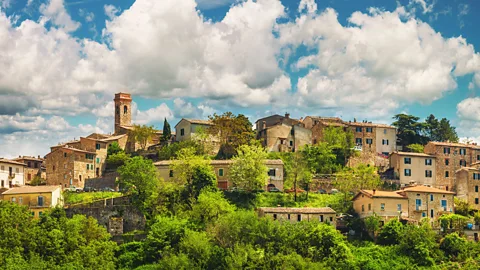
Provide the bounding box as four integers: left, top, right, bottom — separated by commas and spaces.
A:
45, 146, 97, 189
303, 116, 346, 145
397, 185, 454, 222
424, 141, 480, 191
12, 156, 46, 184
154, 159, 284, 190
256, 113, 312, 152
0, 185, 63, 218
174, 118, 220, 154
389, 152, 436, 187
0, 158, 26, 188
352, 189, 408, 225
455, 163, 480, 210
257, 207, 336, 226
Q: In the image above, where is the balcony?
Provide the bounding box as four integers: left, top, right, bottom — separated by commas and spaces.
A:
28, 202, 51, 208
414, 206, 427, 212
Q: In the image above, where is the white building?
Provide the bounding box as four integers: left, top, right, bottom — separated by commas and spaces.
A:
0, 158, 26, 188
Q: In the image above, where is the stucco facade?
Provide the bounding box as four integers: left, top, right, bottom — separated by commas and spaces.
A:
0, 185, 63, 218
257, 122, 312, 152
389, 152, 436, 187
424, 142, 480, 191
155, 159, 284, 190
353, 190, 408, 223
456, 166, 480, 210
0, 159, 25, 188
257, 207, 336, 226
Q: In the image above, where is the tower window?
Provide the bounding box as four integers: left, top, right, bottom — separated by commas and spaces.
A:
124, 105, 128, 114
116, 106, 119, 115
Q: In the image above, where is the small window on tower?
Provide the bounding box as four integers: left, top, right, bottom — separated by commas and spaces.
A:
116, 106, 119, 115
124, 105, 128, 114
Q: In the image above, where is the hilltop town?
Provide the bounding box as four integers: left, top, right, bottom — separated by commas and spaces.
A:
2, 92, 480, 268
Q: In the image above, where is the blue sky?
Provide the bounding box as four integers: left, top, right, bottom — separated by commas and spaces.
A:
0, 0, 479, 157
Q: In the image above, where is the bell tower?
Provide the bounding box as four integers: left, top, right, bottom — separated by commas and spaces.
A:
114, 93, 132, 134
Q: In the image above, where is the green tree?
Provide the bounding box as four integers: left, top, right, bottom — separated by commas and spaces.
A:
158, 140, 205, 160
392, 114, 428, 148
107, 141, 123, 155
130, 124, 156, 150
334, 164, 382, 205
117, 156, 160, 216
364, 214, 381, 241
440, 233, 468, 261
398, 223, 441, 266
106, 151, 131, 169
161, 118, 172, 143
288, 151, 312, 202
322, 126, 354, 165
438, 214, 469, 234
377, 218, 404, 245
454, 198, 474, 217
208, 112, 255, 159
301, 143, 339, 174
191, 190, 235, 226
406, 143, 424, 153
144, 216, 189, 262
229, 144, 268, 191
170, 148, 216, 205
437, 118, 459, 142
30, 175, 46, 186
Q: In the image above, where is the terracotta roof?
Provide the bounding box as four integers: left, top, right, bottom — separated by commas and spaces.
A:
357, 190, 407, 199
0, 158, 27, 166
46, 146, 97, 157
427, 141, 480, 149
320, 121, 347, 127
399, 185, 454, 194
100, 134, 128, 142
307, 116, 343, 122
258, 207, 336, 214
184, 119, 213, 125
2, 185, 61, 195
154, 159, 283, 166
13, 156, 45, 162
456, 167, 480, 173
390, 152, 435, 158
348, 122, 395, 128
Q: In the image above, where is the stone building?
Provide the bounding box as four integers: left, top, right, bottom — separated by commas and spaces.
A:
303, 116, 346, 145
114, 92, 133, 135
352, 189, 409, 224
456, 162, 480, 210
0, 185, 63, 218
174, 118, 219, 154
0, 158, 25, 188
45, 146, 97, 188
389, 152, 436, 187
397, 185, 454, 223
155, 159, 284, 190
257, 207, 336, 226
12, 156, 45, 184
424, 141, 480, 191
256, 114, 312, 152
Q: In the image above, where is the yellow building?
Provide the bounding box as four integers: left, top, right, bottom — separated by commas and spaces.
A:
389, 152, 436, 187
0, 185, 63, 218
352, 189, 409, 225
257, 207, 336, 226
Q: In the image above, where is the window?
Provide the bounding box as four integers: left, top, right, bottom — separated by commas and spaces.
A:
404, 157, 411, 164
64, 174, 67, 179
425, 170, 432, 177
445, 171, 449, 178
297, 215, 302, 222
384, 128, 387, 134
86, 164, 89, 170
431, 209, 434, 218
38, 196, 44, 207
290, 141, 293, 146
445, 159, 449, 165
18, 197, 22, 204
382, 139, 389, 145
460, 148, 466, 155
404, 169, 411, 176
53, 165, 55, 171
441, 200, 447, 211
268, 169, 276, 176
64, 152, 67, 158
124, 105, 128, 114
355, 138, 362, 145
28, 174, 31, 181
16, 168, 19, 173
474, 173, 480, 180
169, 170, 174, 177
362, 205, 365, 212
96, 158, 100, 164
116, 106, 119, 115
34, 162, 38, 168
460, 160, 467, 167
219, 169, 224, 177
11, 197, 16, 203
355, 127, 362, 132
85, 154, 94, 160
430, 194, 434, 201
368, 203, 371, 211
476, 186, 479, 192
444, 147, 451, 154
366, 127, 373, 133
366, 138, 373, 145
273, 214, 277, 220
415, 199, 422, 210
329, 217, 333, 222
397, 204, 402, 211
476, 198, 479, 205
425, 159, 432, 166
96, 143, 100, 150
478, 154, 480, 161
290, 129, 294, 136
27, 161, 31, 168
79, 175, 82, 182
320, 215, 324, 222
288, 214, 291, 220
422, 212, 426, 218
380, 203, 385, 211
0, 165, 3, 170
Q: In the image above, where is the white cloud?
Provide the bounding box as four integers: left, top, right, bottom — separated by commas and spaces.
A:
173, 98, 216, 119
104, 4, 120, 20
79, 8, 94, 22
410, 0, 434, 14
458, 3, 469, 29
298, 0, 316, 14
133, 102, 174, 126
0, 0, 11, 9
457, 97, 480, 122
40, 0, 80, 32
196, 0, 236, 10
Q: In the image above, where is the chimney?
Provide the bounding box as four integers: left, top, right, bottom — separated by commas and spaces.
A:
38, 155, 40, 159
354, 118, 357, 123
285, 112, 290, 119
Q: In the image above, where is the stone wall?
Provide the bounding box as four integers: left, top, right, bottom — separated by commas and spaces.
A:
456, 169, 480, 210
84, 172, 119, 190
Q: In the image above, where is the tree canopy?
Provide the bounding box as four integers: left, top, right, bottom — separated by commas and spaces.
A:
130, 124, 157, 150
161, 118, 172, 143
229, 144, 268, 191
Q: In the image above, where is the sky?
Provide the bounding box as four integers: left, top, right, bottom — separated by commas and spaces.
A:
0, 0, 479, 158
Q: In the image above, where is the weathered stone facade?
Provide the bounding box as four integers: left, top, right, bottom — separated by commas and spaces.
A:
114, 93, 132, 135
456, 165, 480, 210
155, 159, 284, 190
257, 207, 336, 226
424, 142, 480, 191
12, 156, 45, 184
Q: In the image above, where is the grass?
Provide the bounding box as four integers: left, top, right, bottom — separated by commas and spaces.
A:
64, 191, 123, 205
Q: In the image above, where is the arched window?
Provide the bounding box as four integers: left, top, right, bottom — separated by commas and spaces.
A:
124, 105, 128, 114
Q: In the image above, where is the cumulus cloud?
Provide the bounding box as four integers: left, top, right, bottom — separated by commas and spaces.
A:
39, 0, 80, 32
133, 102, 174, 126
410, 0, 434, 14
79, 8, 94, 22
104, 4, 120, 20
173, 98, 216, 119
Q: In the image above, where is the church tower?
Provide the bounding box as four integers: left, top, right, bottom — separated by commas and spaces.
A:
114, 93, 132, 134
